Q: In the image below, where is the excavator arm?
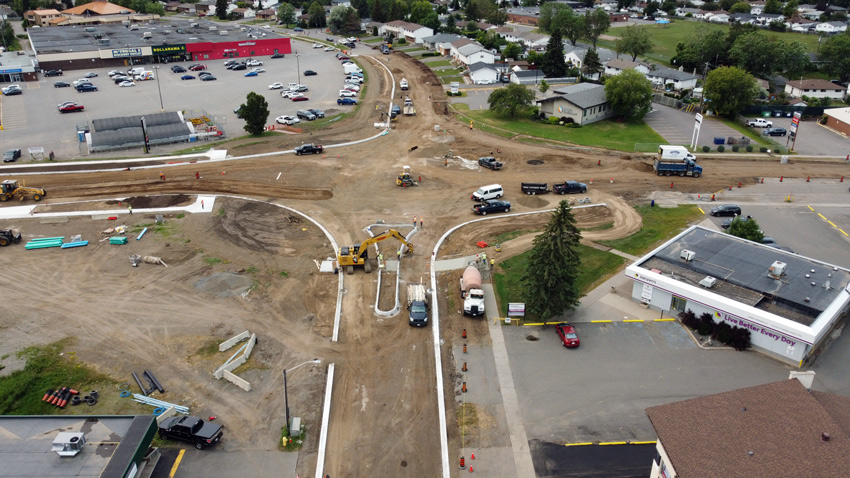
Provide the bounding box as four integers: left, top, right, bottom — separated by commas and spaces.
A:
357, 229, 414, 256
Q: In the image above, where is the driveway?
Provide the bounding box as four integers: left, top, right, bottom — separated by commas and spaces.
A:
644, 103, 746, 150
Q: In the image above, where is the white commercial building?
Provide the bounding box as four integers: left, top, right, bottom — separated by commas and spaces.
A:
625, 226, 850, 366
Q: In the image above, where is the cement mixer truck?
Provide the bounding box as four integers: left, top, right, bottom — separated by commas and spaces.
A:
460, 265, 485, 317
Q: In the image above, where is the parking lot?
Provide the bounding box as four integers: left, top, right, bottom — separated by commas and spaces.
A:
0, 39, 357, 160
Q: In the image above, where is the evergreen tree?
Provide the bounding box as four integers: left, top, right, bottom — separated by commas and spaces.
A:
520, 200, 583, 320
581, 48, 602, 78
541, 28, 568, 77
216, 0, 228, 20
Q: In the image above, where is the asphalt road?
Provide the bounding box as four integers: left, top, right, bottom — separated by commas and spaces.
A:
531, 441, 656, 478
151, 447, 298, 478
0, 38, 352, 160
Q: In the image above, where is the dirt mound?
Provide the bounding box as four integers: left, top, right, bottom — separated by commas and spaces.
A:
193, 272, 254, 297
213, 199, 295, 253
514, 195, 549, 208
119, 194, 193, 208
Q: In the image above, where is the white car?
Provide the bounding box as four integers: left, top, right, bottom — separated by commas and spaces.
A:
324, 46, 335, 51
276, 115, 300, 125
475, 79, 494, 85
73, 79, 91, 87
343, 84, 360, 91
281, 90, 296, 98
108, 70, 123, 77
246, 59, 263, 66
252, 68, 266, 73
119, 81, 135, 87
313, 43, 322, 49
339, 89, 356, 97
269, 82, 284, 89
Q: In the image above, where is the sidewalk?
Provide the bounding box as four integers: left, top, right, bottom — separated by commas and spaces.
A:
0, 195, 216, 220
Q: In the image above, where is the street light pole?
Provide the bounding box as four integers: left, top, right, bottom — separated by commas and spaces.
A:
153, 66, 163, 112
295, 52, 301, 87
283, 358, 320, 435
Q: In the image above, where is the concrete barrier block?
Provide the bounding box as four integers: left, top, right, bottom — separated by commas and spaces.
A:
219, 330, 250, 352
243, 333, 257, 359
223, 370, 252, 391
156, 407, 178, 425
214, 354, 247, 379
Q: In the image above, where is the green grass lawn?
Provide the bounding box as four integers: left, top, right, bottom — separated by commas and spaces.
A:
424, 60, 453, 68
599, 205, 703, 255
440, 75, 464, 84
493, 244, 626, 317
363, 38, 382, 43
435, 68, 465, 76
600, 21, 821, 67
452, 104, 666, 152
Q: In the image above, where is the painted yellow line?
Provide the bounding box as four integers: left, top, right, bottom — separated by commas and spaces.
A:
828, 220, 837, 227
655, 318, 676, 322
631, 441, 658, 445
169, 449, 185, 478
818, 213, 827, 220
807, 205, 815, 212
599, 441, 628, 445
698, 207, 704, 214
591, 320, 612, 323
840, 229, 849, 237
623, 319, 644, 323
564, 442, 594, 447
522, 322, 545, 326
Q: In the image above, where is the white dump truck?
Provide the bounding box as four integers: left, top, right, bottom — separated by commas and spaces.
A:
658, 145, 696, 162
460, 266, 485, 317
407, 283, 429, 327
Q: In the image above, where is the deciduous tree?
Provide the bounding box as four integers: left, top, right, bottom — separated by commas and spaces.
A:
763, 0, 782, 14
584, 8, 611, 48
726, 216, 764, 243
819, 34, 850, 83
241, 92, 270, 136
277, 2, 296, 25
216, 0, 228, 20
503, 42, 522, 60
604, 69, 653, 121
729, 2, 751, 13
520, 200, 583, 320
307, 1, 326, 27
615, 25, 654, 61
488, 83, 536, 117
703, 66, 759, 117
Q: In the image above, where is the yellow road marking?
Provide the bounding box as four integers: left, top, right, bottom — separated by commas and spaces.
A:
623, 319, 644, 323
590, 320, 612, 323
599, 441, 627, 445
631, 440, 658, 445
169, 449, 185, 478
807, 205, 815, 212
818, 213, 827, 220
828, 220, 837, 227
564, 442, 594, 447
840, 229, 849, 237
655, 318, 675, 322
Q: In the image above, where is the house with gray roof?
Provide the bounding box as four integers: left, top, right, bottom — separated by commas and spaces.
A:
605, 59, 697, 91
455, 43, 495, 66
510, 69, 543, 85
564, 46, 616, 80
468, 61, 500, 84
536, 82, 613, 125
422, 33, 461, 55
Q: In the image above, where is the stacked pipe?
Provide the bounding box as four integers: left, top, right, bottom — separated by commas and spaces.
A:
25, 237, 65, 250
41, 387, 79, 408
131, 394, 190, 414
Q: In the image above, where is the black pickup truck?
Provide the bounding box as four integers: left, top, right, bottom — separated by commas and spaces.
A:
473, 200, 511, 215
478, 157, 503, 170
158, 416, 223, 450
521, 182, 549, 195
295, 143, 324, 155
553, 181, 588, 194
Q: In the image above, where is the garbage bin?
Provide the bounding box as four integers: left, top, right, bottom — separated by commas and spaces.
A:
713, 137, 725, 145
651, 199, 655, 207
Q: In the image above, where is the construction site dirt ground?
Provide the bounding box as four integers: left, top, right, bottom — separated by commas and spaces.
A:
3, 45, 850, 478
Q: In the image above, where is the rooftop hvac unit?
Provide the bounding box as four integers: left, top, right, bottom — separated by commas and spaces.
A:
52, 432, 86, 457
768, 261, 787, 279
680, 250, 696, 261
699, 276, 717, 288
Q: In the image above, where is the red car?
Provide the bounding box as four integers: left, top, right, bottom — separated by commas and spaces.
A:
58, 103, 85, 113
189, 64, 207, 71
291, 95, 309, 102
555, 323, 580, 348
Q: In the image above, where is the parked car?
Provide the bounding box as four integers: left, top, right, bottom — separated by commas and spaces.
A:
553, 181, 588, 194
157, 416, 223, 450
291, 94, 309, 102
3, 149, 22, 163
337, 97, 357, 105
251, 68, 266, 73
475, 79, 494, 85
72, 79, 91, 87
2, 85, 22, 95
107, 70, 123, 77
472, 200, 511, 215
276, 115, 300, 125
200, 74, 217, 81
312, 43, 322, 49
119, 81, 135, 87
324, 46, 335, 51
271, 53, 285, 58
555, 323, 580, 348
244, 71, 259, 77
171, 65, 187, 73
44, 69, 63, 77
188, 64, 207, 71
296, 109, 316, 121
84, 72, 98, 78
309, 108, 325, 118
269, 82, 284, 89
293, 27, 303, 32
223, 59, 238, 67
709, 204, 742, 217
113, 76, 132, 84
721, 215, 752, 229
343, 84, 360, 92
231, 64, 247, 71
290, 85, 308, 92
295, 143, 324, 155
75, 84, 98, 92
59, 102, 85, 113
246, 59, 263, 66
54, 81, 71, 88
764, 127, 787, 136
339, 89, 356, 97
478, 157, 503, 170
745, 118, 773, 128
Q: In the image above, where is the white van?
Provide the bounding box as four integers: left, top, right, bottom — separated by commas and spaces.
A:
127, 67, 145, 76
471, 184, 503, 201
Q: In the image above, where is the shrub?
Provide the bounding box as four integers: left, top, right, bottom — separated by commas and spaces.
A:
729, 327, 752, 351
548, 116, 560, 125
398, 38, 407, 45
713, 321, 733, 344
567, 123, 582, 128
702, 146, 710, 152
759, 146, 768, 153
819, 115, 828, 124
746, 145, 753, 152
698, 313, 715, 336
717, 145, 725, 152
732, 145, 739, 152
679, 310, 699, 330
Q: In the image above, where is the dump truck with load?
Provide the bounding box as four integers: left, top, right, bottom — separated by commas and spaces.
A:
407, 283, 429, 327
460, 265, 485, 316
654, 158, 702, 177
657, 145, 696, 162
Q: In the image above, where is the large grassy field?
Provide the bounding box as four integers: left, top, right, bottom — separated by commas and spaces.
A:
599, 20, 821, 66
599, 205, 703, 255
452, 104, 666, 152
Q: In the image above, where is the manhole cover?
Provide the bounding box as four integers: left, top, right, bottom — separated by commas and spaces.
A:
401, 460, 408, 467
526, 335, 539, 341
527, 159, 544, 165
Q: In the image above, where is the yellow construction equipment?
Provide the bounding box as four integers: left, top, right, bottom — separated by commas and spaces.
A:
396, 165, 417, 187
337, 229, 414, 274
0, 180, 47, 202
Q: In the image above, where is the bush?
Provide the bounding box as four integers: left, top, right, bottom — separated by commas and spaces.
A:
567, 123, 582, 128
698, 313, 715, 336
679, 310, 699, 330
819, 115, 828, 124
717, 145, 725, 152
759, 146, 768, 153
702, 146, 710, 152
746, 145, 753, 152
732, 145, 739, 152
398, 38, 407, 45
548, 116, 560, 125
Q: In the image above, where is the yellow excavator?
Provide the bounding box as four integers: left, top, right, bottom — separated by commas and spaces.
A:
337, 229, 414, 274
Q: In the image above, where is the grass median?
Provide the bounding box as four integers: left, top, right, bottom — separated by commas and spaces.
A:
598, 205, 703, 256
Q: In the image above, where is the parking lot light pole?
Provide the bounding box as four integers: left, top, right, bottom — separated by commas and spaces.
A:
153, 66, 163, 112
283, 358, 320, 435
295, 53, 301, 86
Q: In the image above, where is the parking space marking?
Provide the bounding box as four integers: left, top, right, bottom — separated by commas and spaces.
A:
0, 97, 28, 130
168, 449, 184, 478
809, 205, 848, 238
563, 440, 657, 447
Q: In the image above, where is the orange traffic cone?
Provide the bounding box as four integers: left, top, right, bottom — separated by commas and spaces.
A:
471, 453, 475, 460
463, 343, 467, 354
738, 182, 742, 188
806, 177, 810, 182
469, 466, 474, 472
780, 176, 783, 182
462, 328, 467, 339
462, 382, 467, 393
462, 362, 468, 372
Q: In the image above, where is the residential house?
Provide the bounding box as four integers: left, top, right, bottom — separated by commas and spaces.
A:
708, 12, 731, 23
647, 379, 850, 478
749, 1, 765, 15
515, 32, 549, 50
505, 7, 541, 26
330, 0, 351, 6
24, 8, 63, 27
789, 18, 817, 32
468, 62, 500, 84
511, 69, 543, 85
729, 12, 756, 24
692, 10, 714, 20
256, 8, 276, 20
61, 2, 136, 16
536, 83, 613, 125
456, 20, 494, 30
231, 8, 255, 18
175, 3, 195, 14
799, 4, 823, 20
421, 33, 461, 55
646, 65, 698, 90
564, 46, 616, 80
456, 43, 495, 66
756, 13, 784, 25
604, 58, 650, 76
449, 38, 476, 60
784, 79, 847, 99
815, 21, 848, 33
675, 7, 701, 17
195, 2, 213, 16
164, 1, 181, 12
379, 20, 434, 44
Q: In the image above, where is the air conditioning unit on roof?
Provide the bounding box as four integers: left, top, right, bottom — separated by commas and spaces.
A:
680, 250, 695, 261
699, 276, 717, 288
